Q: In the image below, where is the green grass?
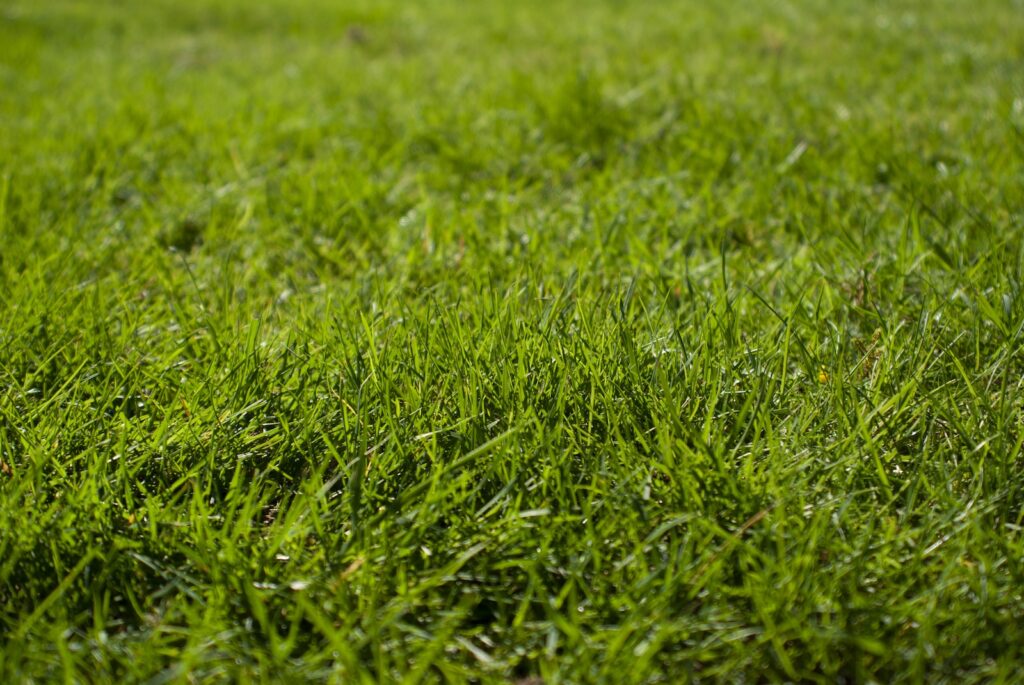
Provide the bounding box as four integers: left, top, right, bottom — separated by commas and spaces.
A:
2, 0, 1024, 681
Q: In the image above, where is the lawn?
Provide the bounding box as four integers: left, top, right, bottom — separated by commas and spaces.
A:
2, 0, 1024, 681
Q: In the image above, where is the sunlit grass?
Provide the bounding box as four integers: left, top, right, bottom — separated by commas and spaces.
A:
2, 0, 1024, 681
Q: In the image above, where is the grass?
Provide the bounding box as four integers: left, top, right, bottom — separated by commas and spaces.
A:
2, 0, 1024, 681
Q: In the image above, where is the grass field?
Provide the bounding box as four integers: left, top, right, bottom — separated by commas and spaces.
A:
2, 0, 1024, 681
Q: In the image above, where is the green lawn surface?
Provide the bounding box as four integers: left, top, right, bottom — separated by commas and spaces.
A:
2, 0, 1024, 681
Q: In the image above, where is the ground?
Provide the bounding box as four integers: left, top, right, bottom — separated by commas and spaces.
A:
2, 0, 1024, 682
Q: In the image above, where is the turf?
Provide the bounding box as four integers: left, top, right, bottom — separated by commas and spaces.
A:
2, 0, 1024, 682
